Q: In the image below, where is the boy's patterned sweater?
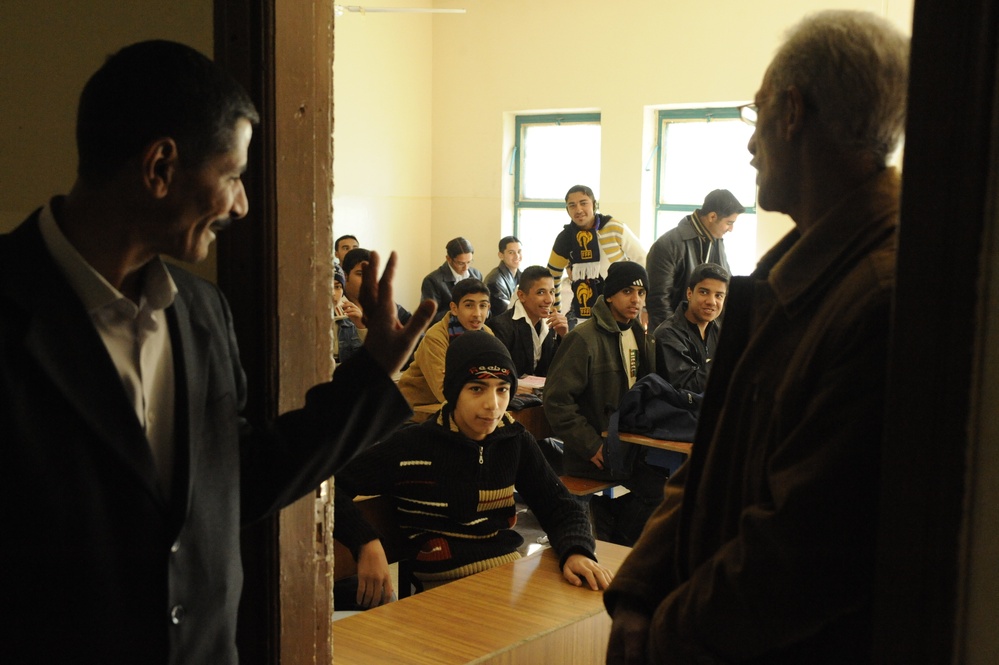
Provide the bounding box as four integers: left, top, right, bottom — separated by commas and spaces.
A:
334, 412, 596, 581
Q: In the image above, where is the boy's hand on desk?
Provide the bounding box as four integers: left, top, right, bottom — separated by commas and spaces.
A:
562, 554, 613, 590
356, 539, 396, 608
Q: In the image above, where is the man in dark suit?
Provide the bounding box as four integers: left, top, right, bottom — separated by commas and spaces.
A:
421, 236, 484, 323
0, 40, 433, 664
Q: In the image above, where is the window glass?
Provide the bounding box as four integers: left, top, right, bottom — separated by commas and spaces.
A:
655, 109, 757, 275
515, 208, 568, 271
521, 123, 601, 201
514, 114, 600, 266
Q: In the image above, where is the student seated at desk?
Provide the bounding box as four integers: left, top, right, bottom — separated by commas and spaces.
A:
342, 247, 413, 327
489, 265, 569, 378
398, 278, 493, 408
652, 262, 729, 394
332, 262, 364, 365
543, 261, 669, 546
421, 236, 484, 324
334, 333, 612, 608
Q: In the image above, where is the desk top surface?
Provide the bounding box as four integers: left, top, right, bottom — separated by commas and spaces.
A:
332, 540, 631, 664
606, 431, 693, 454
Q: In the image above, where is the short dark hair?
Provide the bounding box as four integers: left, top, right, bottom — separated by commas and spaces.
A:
688, 262, 731, 289
341, 247, 371, 275
335, 235, 358, 251
518, 265, 553, 292
76, 40, 260, 185
451, 278, 490, 305
564, 184, 597, 208
446, 237, 475, 258
698, 190, 745, 218
498, 236, 520, 253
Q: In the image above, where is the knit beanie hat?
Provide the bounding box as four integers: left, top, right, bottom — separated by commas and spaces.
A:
333, 262, 346, 287
443, 331, 518, 406
603, 261, 648, 298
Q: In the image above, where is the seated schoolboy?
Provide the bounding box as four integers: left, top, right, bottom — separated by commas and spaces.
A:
653, 262, 729, 394
483, 235, 523, 316
332, 262, 364, 365
543, 261, 669, 546
342, 247, 413, 327
422, 237, 484, 324
334, 332, 613, 607
398, 278, 493, 408
489, 265, 569, 378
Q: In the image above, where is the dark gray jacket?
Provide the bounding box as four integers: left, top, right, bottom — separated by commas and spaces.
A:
484, 262, 520, 316
646, 216, 729, 331
421, 262, 485, 323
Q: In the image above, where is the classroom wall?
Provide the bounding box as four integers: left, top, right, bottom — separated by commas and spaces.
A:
0, 0, 216, 282
332, 1, 435, 306
1, 0, 915, 308
333, 0, 913, 307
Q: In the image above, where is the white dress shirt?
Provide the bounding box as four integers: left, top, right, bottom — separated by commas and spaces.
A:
39, 203, 179, 496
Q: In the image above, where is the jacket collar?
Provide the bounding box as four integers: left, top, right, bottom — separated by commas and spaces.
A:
4, 214, 167, 504
688, 211, 712, 241
591, 295, 643, 336
766, 168, 900, 317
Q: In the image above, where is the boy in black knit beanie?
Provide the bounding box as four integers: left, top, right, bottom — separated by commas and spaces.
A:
334, 331, 613, 608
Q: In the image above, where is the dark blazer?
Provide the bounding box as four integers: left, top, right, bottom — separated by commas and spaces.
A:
0, 212, 411, 664
488, 307, 559, 377
420, 261, 484, 323
483, 262, 520, 317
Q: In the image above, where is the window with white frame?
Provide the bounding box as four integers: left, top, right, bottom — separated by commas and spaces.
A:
654, 108, 757, 275
513, 113, 601, 270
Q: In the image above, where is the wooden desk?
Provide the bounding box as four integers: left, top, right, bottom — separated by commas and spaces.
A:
604, 431, 693, 456
511, 403, 552, 440
332, 540, 630, 664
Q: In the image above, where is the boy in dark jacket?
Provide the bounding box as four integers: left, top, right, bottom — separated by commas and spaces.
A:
334, 332, 612, 608
489, 265, 568, 377
544, 261, 670, 545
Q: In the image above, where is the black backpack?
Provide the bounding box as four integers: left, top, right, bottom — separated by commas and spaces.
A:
604, 373, 699, 476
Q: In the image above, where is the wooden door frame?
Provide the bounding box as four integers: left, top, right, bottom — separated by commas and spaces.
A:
211, 0, 999, 662
214, 1, 337, 663
875, 0, 998, 661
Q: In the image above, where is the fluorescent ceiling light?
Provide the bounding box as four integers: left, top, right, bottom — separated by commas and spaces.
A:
334, 5, 466, 15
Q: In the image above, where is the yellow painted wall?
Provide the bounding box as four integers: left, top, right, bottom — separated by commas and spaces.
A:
332, 0, 435, 308
0, 0, 216, 281
2, 0, 914, 307
332, 0, 913, 307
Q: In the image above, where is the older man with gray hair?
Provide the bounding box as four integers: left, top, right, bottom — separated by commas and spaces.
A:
605, 10, 910, 664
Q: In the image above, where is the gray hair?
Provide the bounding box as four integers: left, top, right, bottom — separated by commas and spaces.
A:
767, 10, 909, 167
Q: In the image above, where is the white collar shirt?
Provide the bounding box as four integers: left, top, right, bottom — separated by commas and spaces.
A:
39, 203, 179, 496
511, 299, 548, 368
